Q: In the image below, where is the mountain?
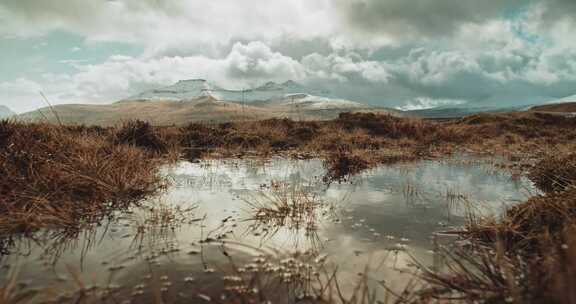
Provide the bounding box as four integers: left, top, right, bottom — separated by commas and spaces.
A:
542, 94, 576, 105
18, 98, 277, 126
404, 105, 528, 119
531, 102, 576, 113
19, 80, 396, 126
128, 79, 315, 102
477, 94, 553, 109
127, 79, 367, 110
18, 98, 394, 126
405, 94, 556, 119
525, 94, 576, 113
0, 105, 15, 119
127, 79, 221, 101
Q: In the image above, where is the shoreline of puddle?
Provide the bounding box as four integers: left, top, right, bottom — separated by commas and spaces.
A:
0, 155, 536, 303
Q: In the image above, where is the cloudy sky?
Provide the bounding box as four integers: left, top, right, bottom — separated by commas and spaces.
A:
1, 0, 576, 113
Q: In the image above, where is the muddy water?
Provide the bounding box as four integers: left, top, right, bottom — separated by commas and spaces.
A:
0, 156, 535, 303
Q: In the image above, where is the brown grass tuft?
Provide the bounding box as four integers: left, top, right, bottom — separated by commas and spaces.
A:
112, 120, 169, 154
529, 153, 576, 193
0, 120, 163, 234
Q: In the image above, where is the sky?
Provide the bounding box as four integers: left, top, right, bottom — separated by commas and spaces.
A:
0, 0, 576, 113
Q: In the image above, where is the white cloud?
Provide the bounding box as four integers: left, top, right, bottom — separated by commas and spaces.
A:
0, 41, 308, 112
0, 77, 75, 113
302, 53, 391, 83
2, 1, 576, 113
0, 0, 337, 57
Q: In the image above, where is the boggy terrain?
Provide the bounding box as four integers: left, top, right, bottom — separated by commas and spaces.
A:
1, 111, 576, 303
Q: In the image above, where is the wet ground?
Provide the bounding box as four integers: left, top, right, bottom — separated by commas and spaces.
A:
0, 156, 536, 303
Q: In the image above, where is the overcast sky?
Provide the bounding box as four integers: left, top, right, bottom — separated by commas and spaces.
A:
1, 0, 576, 113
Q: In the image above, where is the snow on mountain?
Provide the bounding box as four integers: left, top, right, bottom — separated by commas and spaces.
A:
281, 94, 366, 109
128, 79, 219, 101
126, 79, 367, 109
0, 105, 15, 119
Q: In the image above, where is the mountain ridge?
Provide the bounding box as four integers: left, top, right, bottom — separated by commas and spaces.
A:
125, 79, 366, 110
18, 80, 396, 126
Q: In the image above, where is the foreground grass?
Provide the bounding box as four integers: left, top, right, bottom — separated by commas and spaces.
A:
0, 121, 167, 234
2, 111, 576, 303
416, 152, 576, 304
2, 111, 575, 233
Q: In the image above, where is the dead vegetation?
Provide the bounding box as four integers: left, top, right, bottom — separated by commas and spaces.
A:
469, 152, 576, 251
2, 112, 576, 234
0, 120, 166, 234
528, 152, 576, 193
241, 180, 339, 250
175, 111, 576, 162
111, 120, 169, 154
2, 111, 576, 303
413, 150, 576, 303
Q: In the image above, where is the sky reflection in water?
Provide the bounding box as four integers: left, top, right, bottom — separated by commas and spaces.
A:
0, 156, 535, 302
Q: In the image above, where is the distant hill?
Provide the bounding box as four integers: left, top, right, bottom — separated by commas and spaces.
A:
0, 105, 15, 119
404, 105, 529, 119
528, 93, 576, 113
19, 97, 395, 126
531, 102, 576, 113
403, 93, 571, 119
18, 98, 270, 126
18, 80, 396, 126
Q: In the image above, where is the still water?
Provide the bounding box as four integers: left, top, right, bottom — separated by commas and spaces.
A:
0, 156, 535, 303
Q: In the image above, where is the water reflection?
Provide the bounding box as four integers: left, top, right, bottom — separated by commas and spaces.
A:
0, 156, 535, 303
239, 180, 343, 252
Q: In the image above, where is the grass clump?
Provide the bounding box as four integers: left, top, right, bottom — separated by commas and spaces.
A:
415, 151, 576, 304
243, 180, 326, 231
324, 145, 370, 182
0, 120, 164, 234
528, 153, 576, 193
112, 120, 169, 154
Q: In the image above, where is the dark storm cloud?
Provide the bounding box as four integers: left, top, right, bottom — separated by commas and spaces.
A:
334, 0, 522, 39
540, 0, 576, 23
2, 0, 576, 112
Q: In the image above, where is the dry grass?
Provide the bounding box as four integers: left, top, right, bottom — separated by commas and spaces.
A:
412, 151, 576, 303
0, 120, 167, 234
468, 152, 576, 252
414, 229, 576, 304
175, 111, 576, 171
528, 152, 576, 193
3, 111, 576, 234
323, 146, 371, 182
3, 111, 576, 303
242, 180, 332, 235
111, 120, 170, 154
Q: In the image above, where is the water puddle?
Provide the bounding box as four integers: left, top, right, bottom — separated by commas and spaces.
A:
0, 156, 535, 303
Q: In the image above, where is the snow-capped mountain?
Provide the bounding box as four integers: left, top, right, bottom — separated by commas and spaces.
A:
126, 79, 367, 109
0, 105, 15, 119
127, 79, 219, 101
20, 79, 394, 126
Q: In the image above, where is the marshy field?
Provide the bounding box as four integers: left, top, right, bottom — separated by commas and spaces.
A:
1, 112, 576, 303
